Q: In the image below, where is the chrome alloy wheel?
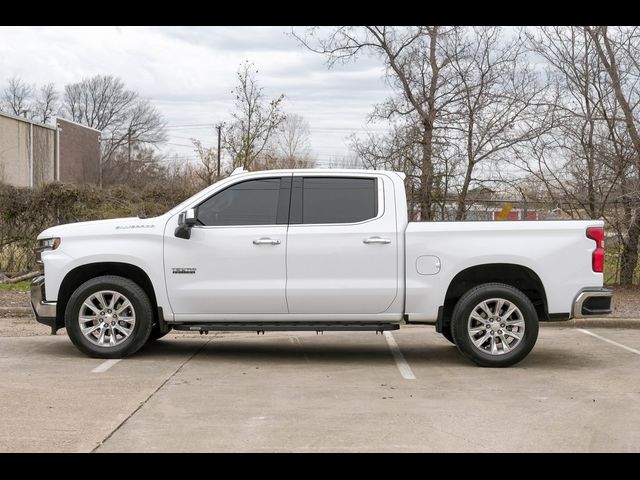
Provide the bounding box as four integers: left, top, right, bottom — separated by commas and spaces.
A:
78, 290, 136, 347
467, 298, 525, 355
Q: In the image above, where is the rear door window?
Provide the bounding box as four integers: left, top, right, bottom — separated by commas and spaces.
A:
290, 177, 378, 224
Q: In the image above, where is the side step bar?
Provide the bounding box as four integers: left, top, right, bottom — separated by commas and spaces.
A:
171, 322, 400, 333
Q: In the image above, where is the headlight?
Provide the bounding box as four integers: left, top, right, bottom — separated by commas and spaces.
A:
35, 237, 61, 265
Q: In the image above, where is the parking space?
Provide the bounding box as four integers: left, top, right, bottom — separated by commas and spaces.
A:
1, 326, 639, 452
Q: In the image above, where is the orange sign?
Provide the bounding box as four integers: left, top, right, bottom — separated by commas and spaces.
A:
495, 204, 513, 221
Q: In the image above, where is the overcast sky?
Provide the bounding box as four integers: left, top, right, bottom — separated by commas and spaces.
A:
0, 26, 393, 166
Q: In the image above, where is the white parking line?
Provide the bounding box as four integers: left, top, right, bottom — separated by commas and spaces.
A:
92, 359, 122, 373
383, 331, 416, 380
578, 329, 640, 356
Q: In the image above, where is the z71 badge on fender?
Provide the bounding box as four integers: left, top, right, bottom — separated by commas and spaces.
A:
172, 268, 196, 274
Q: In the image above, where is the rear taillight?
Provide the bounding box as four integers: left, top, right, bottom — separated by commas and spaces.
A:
586, 226, 605, 273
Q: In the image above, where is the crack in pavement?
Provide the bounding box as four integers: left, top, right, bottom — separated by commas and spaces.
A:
90, 338, 211, 452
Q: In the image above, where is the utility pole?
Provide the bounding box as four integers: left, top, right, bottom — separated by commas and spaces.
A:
216, 123, 222, 179
127, 129, 132, 178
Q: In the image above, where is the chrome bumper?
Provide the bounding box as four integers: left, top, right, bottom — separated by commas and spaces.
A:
30, 275, 58, 331
572, 288, 613, 318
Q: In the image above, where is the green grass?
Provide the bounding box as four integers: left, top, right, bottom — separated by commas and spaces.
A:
0, 280, 31, 291
604, 243, 640, 286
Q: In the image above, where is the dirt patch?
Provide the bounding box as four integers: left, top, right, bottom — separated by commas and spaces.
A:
0, 317, 63, 337
610, 286, 640, 318
0, 290, 30, 311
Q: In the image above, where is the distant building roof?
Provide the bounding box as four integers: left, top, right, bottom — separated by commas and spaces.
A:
0, 111, 56, 130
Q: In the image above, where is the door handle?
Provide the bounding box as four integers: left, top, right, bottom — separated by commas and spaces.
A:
253, 237, 281, 245
363, 236, 391, 244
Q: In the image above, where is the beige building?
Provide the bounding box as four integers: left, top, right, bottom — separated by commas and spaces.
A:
0, 112, 101, 187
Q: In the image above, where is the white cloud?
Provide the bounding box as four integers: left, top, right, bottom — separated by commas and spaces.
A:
0, 26, 392, 163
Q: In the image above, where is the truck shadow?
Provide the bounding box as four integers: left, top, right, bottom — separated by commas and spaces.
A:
33, 333, 604, 370
133, 335, 602, 370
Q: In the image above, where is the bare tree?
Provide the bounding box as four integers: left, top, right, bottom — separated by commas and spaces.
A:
191, 139, 219, 186
448, 27, 548, 220
32, 83, 59, 124
351, 123, 425, 217
518, 26, 640, 285
274, 113, 313, 165
1, 77, 33, 117
306, 27, 546, 220
295, 26, 471, 220
101, 145, 168, 186
116, 100, 168, 178
1, 78, 59, 124
63, 75, 136, 131
521, 27, 615, 219
62, 75, 167, 184
584, 26, 640, 285
223, 62, 285, 169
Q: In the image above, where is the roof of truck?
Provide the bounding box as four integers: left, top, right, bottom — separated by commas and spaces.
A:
230, 167, 404, 178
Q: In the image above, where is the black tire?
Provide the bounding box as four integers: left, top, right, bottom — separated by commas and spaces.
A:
441, 324, 456, 344
450, 282, 539, 367
147, 323, 169, 342
65, 275, 153, 358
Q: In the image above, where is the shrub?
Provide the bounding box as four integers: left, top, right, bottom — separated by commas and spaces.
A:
0, 181, 198, 272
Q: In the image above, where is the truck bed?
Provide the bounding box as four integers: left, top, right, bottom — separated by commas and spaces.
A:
404, 220, 604, 321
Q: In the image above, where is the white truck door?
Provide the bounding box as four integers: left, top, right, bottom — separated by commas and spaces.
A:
285, 174, 398, 314
164, 175, 291, 316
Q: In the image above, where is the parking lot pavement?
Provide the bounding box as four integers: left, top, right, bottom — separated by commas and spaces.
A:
0, 335, 208, 452
1, 326, 639, 452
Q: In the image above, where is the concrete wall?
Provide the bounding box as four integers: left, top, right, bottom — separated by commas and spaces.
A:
0, 112, 56, 187
0, 113, 101, 187
0, 114, 35, 187
57, 118, 101, 184
32, 123, 56, 186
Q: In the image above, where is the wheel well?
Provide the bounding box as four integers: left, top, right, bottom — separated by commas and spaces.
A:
439, 264, 547, 331
56, 262, 158, 327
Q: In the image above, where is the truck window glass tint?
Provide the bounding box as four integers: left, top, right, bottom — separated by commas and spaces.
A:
198, 178, 281, 226
303, 178, 377, 224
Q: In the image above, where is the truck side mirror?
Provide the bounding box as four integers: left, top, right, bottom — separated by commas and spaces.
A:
175, 207, 197, 239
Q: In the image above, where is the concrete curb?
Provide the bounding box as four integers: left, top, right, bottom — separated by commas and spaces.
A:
541, 318, 640, 329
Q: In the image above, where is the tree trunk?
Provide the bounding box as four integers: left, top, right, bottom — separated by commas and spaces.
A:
456, 161, 474, 220
588, 27, 640, 164
0, 271, 39, 284
420, 123, 434, 221
619, 206, 640, 285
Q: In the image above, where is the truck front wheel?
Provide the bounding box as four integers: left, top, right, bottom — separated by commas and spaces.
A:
450, 283, 539, 367
65, 275, 154, 358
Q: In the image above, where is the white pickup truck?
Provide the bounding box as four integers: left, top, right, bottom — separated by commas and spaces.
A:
32, 168, 612, 367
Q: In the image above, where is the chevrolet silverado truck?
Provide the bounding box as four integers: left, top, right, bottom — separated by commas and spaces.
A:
31, 168, 613, 367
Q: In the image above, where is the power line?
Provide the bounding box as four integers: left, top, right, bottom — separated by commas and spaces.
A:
165, 123, 389, 133
165, 152, 352, 160
165, 123, 216, 129
165, 142, 197, 148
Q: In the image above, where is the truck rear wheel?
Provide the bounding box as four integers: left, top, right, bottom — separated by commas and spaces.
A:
65, 275, 153, 359
450, 283, 538, 367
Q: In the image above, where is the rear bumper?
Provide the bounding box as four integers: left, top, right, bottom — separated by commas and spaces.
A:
30, 275, 58, 331
572, 288, 613, 318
